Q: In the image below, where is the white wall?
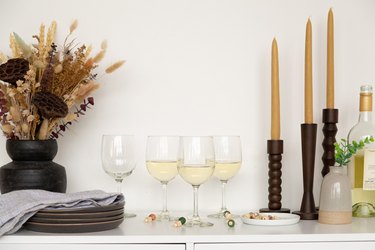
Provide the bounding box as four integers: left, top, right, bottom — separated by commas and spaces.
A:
0, 0, 375, 213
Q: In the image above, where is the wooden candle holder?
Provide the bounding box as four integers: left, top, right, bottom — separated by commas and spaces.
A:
321, 109, 338, 177
293, 124, 318, 220
260, 140, 290, 213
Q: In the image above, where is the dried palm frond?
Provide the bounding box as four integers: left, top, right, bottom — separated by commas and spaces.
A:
12, 32, 32, 58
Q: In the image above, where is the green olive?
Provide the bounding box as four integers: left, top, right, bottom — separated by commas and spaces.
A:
227, 219, 235, 227
178, 217, 187, 225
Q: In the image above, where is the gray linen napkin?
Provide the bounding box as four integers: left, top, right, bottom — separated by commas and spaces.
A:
0, 189, 122, 236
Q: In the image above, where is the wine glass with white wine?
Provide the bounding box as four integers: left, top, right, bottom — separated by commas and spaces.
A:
101, 134, 136, 218
146, 136, 179, 220
178, 136, 215, 227
208, 136, 241, 218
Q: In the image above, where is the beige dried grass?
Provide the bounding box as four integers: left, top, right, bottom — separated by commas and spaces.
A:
44, 21, 57, 59
38, 23, 45, 60
84, 45, 92, 59
38, 119, 49, 140
9, 106, 21, 122
69, 19, 78, 34
2, 123, 13, 135
9, 33, 21, 58
101, 40, 107, 50
74, 81, 100, 103
105, 60, 125, 74
0, 51, 7, 63
93, 50, 106, 63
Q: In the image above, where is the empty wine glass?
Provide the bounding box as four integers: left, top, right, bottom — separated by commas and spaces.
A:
146, 136, 179, 220
101, 134, 136, 218
178, 136, 215, 227
208, 136, 242, 218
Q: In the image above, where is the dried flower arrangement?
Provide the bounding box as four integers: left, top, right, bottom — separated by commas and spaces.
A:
0, 20, 124, 140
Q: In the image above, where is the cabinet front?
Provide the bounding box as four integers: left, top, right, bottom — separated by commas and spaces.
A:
195, 242, 375, 250
0, 244, 185, 250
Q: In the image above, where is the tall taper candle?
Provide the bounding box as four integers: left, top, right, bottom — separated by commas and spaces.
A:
305, 18, 313, 124
271, 38, 280, 140
327, 8, 334, 108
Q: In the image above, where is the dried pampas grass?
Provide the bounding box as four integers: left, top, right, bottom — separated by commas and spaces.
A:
101, 40, 107, 50
0, 52, 6, 64
74, 81, 100, 103
44, 21, 56, 59
9, 33, 21, 58
69, 19, 78, 34
93, 50, 106, 63
105, 60, 125, 74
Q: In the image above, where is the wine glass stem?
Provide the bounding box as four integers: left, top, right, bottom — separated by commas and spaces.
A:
162, 182, 168, 213
116, 179, 123, 193
221, 180, 228, 212
193, 185, 200, 220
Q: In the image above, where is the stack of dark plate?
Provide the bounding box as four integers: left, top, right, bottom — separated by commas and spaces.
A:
25, 195, 124, 233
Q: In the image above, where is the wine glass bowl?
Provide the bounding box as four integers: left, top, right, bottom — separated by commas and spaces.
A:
208, 136, 242, 218
146, 136, 179, 220
178, 136, 215, 227
101, 134, 136, 218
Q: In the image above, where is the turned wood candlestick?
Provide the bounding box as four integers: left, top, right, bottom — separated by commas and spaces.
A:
260, 140, 290, 213
293, 124, 318, 220
321, 109, 338, 177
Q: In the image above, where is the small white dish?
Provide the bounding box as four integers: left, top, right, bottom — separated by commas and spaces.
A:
241, 213, 300, 226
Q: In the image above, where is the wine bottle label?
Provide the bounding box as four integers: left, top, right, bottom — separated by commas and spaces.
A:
363, 148, 375, 190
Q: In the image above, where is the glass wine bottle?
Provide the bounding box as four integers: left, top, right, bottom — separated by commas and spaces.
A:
347, 85, 375, 217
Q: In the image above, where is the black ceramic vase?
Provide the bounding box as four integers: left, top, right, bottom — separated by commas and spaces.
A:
0, 139, 67, 194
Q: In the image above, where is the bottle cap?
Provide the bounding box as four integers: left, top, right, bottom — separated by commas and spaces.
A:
360, 85, 373, 94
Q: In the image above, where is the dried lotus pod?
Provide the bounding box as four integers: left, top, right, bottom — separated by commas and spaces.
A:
32, 91, 68, 119
0, 58, 29, 86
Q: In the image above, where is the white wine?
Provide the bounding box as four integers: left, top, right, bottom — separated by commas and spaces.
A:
213, 161, 241, 181
178, 165, 214, 186
348, 85, 375, 217
104, 169, 133, 180
350, 154, 375, 209
146, 161, 178, 183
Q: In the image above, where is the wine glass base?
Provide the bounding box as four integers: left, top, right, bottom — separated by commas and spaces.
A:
207, 211, 239, 219
124, 212, 136, 218
185, 220, 214, 227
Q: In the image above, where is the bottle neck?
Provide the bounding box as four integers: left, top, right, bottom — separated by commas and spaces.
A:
359, 93, 372, 113
358, 111, 372, 122
359, 93, 372, 122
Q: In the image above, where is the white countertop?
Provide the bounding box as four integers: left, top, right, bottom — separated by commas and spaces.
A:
1, 211, 375, 244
